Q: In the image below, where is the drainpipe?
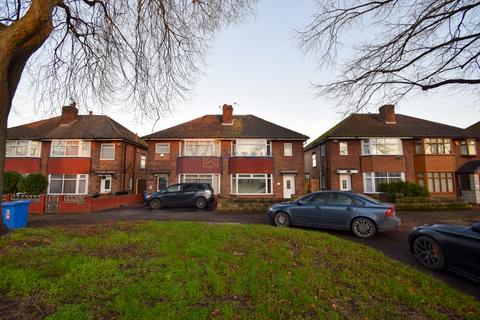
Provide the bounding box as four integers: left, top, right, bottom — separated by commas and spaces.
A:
122, 143, 127, 192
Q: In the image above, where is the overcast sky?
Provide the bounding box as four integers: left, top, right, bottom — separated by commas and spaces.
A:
8, 0, 480, 143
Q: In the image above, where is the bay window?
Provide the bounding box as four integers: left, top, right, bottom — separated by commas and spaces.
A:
424, 138, 451, 155
460, 140, 477, 156
363, 172, 405, 193
233, 139, 271, 157
361, 138, 402, 155
183, 140, 219, 156
51, 140, 91, 157
6, 140, 41, 157
180, 174, 220, 194
48, 174, 88, 194
231, 174, 272, 195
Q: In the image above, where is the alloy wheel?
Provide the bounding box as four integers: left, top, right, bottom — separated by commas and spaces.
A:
150, 199, 162, 210
352, 218, 376, 238
413, 236, 445, 270
196, 197, 207, 209
274, 212, 290, 227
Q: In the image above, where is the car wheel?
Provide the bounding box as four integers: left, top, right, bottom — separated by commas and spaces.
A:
351, 217, 376, 239
413, 236, 446, 271
195, 197, 207, 209
273, 211, 291, 227
150, 199, 163, 210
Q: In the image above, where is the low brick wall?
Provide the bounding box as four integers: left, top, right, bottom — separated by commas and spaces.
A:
386, 194, 472, 211
216, 196, 288, 213
3, 193, 144, 214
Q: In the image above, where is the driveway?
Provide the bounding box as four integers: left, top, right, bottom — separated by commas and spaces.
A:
27, 206, 480, 300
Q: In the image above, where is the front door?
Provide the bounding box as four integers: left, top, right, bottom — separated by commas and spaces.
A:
283, 174, 296, 199
100, 175, 112, 194
157, 174, 168, 191
339, 174, 351, 191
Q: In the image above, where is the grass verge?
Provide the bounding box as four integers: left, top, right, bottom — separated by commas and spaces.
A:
0, 221, 479, 319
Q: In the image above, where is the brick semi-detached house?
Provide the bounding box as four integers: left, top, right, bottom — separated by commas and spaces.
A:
142, 104, 309, 199
6, 103, 148, 199
304, 105, 480, 203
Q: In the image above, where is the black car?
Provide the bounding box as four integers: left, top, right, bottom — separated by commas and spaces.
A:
145, 183, 214, 209
409, 222, 480, 282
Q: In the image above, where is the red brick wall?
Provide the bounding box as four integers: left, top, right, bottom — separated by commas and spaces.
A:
146, 140, 180, 192
178, 157, 222, 174
4, 158, 41, 173
48, 158, 91, 174
272, 141, 305, 198
229, 157, 274, 173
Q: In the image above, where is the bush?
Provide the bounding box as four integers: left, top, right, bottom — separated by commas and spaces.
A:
378, 181, 429, 197
23, 174, 49, 195
4, 171, 24, 194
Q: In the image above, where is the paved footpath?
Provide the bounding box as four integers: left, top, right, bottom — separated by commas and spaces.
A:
27, 206, 480, 299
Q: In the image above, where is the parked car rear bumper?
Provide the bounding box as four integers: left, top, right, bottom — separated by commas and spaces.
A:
377, 216, 401, 232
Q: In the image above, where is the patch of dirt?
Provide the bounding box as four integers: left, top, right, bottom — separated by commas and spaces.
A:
0, 293, 52, 320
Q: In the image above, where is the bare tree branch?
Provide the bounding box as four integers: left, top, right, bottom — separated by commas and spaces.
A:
298, 0, 480, 112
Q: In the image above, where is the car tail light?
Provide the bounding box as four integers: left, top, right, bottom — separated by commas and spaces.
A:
385, 206, 395, 217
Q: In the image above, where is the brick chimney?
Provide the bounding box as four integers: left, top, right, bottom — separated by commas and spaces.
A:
61, 101, 79, 124
379, 104, 396, 124
222, 104, 233, 125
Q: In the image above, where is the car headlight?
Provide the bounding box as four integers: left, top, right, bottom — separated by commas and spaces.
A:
146, 193, 153, 199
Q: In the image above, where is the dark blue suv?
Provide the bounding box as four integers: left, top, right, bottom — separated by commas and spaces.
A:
145, 183, 214, 209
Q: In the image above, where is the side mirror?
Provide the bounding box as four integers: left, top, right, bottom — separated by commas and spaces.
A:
471, 222, 480, 233
296, 200, 304, 206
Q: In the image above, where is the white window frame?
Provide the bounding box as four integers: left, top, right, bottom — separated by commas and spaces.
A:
179, 173, 221, 194
48, 174, 89, 195
6, 140, 41, 158
155, 143, 170, 154
230, 173, 273, 195
339, 142, 348, 155
50, 139, 91, 157
182, 139, 220, 157
361, 138, 403, 156
100, 143, 115, 160
312, 153, 317, 168
140, 155, 146, 169
283, 143, 293, 157
156, 174, 169, 191
363, 172, 405, 194
232, 139, 272, 157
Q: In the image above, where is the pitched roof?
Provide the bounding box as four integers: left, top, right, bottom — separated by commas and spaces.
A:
142, 115, 309, 140
305, 113, 469, 150
457, 160, 480, 174
7, 115, 147, 148
466, 121, 480, 137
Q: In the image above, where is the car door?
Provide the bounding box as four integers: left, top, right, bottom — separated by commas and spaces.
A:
161, 184, 183, 206
181, 184, 200, 205
290, 193, 330, 227
321, 193, 357, 230
446, 228, 480, 280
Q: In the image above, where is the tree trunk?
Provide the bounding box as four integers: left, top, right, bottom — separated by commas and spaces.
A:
0, 0, 58, 235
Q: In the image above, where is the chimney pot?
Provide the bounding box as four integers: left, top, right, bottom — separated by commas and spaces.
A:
379, 104, 396, 124
61, 101, 79, 124
89, 111, 93, 115
222, 104, 233, 125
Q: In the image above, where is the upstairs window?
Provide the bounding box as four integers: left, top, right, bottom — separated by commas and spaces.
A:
6, 140, 41, 157
339, 142, 348, 155
320, 144, 326, 156
140, 155, 146, 169
424, 138, 451, 155
51, 140, 91, 157
460, 139, 477, 156
312, 153, 317, 167
183, 140, 219, 157
233, 139, 271, 157
361, 138, 402, 155
284, 143, 293, 156
155, 143, 170, 154
100, 143, 115, 160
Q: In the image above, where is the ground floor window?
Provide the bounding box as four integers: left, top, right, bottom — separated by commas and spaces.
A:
48, 174, 88, 194
363, 172, 404, 193
179, 174, 220, 194
426, 172, 454, 193
231, 174, 272, 195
